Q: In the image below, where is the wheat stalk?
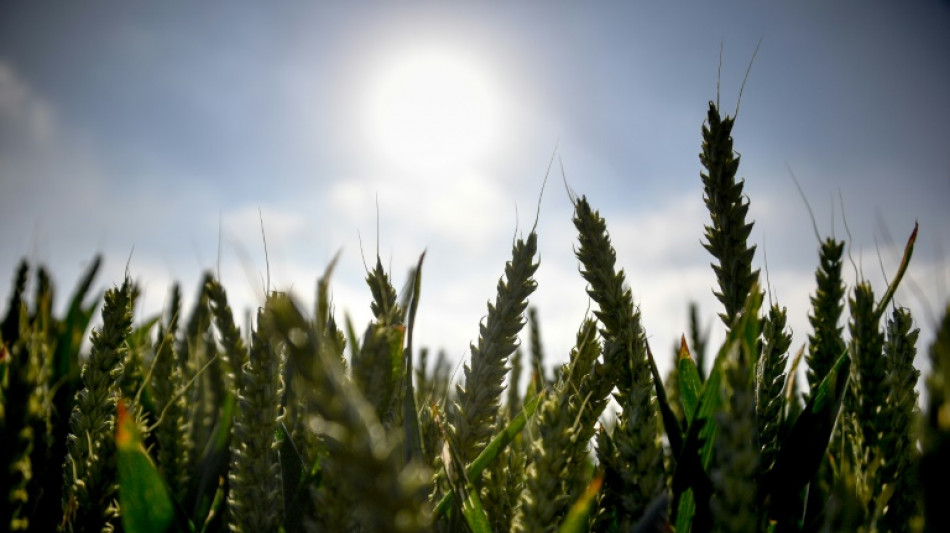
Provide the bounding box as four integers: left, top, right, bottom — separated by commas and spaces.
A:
757, 304, 791, 477
700, 101, 759, 329
451, 231, 539, 467
61, 278, 133, 532
227, 303, 284, 533
805, 238, 847, 402
570, 194, 665, 529
878, 306, 920, 531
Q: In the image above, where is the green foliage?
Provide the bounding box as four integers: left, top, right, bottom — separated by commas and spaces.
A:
1, 88, 943, 533
116, 400, 184, 533
923, 304, 950, 533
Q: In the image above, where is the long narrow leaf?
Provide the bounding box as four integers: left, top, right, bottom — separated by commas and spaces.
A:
117, 401, 191, 533
678, 336, 702, 422
874, 221, 918, 322
764, 350, 851, 499
558, 476, 604, 533
403, 252, 426, 465
434, 390, 544, 516
647, 340, 684, 454
460, 484, 493, 533
277, 422, 305, 533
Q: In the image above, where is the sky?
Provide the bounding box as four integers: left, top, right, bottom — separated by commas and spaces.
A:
2, 2, 949, 385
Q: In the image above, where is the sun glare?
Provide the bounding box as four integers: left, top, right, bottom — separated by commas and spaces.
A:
364, 47, 499, 172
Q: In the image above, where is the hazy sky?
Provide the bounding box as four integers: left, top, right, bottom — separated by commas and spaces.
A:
2, 2, 949, 380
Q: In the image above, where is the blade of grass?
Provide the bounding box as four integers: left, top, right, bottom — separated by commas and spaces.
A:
679, 336, 702, 422
874, 222, 917, 322
646, 339, 684, 454
434, 390, 544, 516
557, 476, 604, 533
403, 252, 426, 465
764, 350, 851, 518
116, 400, 192, 533
277, 422, 305, 533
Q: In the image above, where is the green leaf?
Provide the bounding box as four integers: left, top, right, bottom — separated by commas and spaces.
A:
647, 340, 684, 454
189, 391, 235, 524
53, 255, 102, 382
672, 315, 739, 530
678, 336, 703, 422
277, 422, 306, 533
673, 288, 762, 530
558, 476, 603, 533
403, 252, 426, 465
117, 401, 190, 533
460, 484, 493, 533
434, 390, 545, 516
129, 314, 161, 351
874, 221, 917, 322
764, 349, 851, 499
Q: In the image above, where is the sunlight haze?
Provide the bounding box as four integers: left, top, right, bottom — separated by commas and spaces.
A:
1, 1, 948, 383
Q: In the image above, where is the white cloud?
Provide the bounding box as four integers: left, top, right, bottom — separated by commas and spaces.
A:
0, 61, 55, 146
327, 169, 515, 257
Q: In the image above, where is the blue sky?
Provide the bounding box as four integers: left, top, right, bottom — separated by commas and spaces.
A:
2, 2, 949, 380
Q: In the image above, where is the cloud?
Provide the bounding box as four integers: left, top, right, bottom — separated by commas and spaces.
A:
0, 61, 55, 146
0, 60, 108, 271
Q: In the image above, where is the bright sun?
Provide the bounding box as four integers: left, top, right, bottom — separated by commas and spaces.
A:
364, 47, 499, 172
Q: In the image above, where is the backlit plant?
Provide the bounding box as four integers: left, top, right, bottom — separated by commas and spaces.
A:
0, 92, 945, 533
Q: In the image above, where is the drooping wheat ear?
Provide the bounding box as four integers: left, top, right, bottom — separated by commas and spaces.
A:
571, 194, 665, 528
61, 277, 133, 532
700, 101, 759, 329
757, 304, 791, 477
878, 306, 921, 532
451, 231, 539, 467
227, 302, 284, 533
710, 358, 761, 533
805, 238, 847, 402
922, 303, 950, 532
513, 318, 601, 533
267, 294, 430, 533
